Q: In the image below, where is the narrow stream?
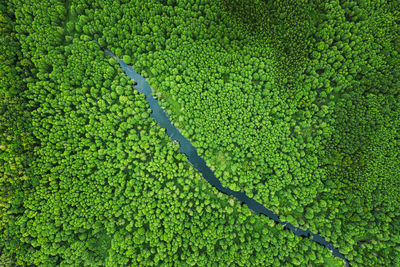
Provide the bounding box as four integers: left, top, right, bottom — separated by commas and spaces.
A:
101, 46, 349, 267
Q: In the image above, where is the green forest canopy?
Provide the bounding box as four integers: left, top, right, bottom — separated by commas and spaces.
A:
1, 0, 399, 266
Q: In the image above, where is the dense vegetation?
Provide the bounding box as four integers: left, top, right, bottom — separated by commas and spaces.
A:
1, 0, 399, 266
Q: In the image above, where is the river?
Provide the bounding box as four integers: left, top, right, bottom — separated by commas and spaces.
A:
100, 45, 349, 267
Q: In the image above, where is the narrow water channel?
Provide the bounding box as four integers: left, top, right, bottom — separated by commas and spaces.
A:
101, 46, 349, 267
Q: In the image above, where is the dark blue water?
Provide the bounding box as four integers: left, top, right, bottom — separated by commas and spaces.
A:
101, 46, 349, 267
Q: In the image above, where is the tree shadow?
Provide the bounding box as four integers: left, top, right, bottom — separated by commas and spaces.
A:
218, 0, 323, 79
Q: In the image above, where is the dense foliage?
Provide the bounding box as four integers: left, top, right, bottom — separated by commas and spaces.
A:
0, 0, 345, 266
1, 0, 399, 266
0, 4, 35, 265
82, 0, 399, 265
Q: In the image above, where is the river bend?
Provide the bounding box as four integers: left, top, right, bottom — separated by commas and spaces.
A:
100, 45, 349, 267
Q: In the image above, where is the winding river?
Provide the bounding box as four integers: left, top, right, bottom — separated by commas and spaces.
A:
100, 45, 349, 267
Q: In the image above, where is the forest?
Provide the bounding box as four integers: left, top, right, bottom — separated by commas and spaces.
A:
1, 0, 399, 266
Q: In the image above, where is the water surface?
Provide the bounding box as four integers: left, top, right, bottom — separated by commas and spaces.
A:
101, 46, 349, 267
